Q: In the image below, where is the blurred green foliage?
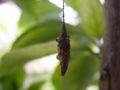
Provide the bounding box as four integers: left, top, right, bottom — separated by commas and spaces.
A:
0, 0, 103, 90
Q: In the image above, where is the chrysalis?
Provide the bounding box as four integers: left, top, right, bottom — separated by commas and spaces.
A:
56, 0, 70, 76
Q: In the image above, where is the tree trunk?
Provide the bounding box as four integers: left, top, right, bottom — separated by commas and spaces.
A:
100, 0, 120, 90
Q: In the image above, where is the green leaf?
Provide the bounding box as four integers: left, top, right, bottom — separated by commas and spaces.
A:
13, 68, 26, 89
28, 81, 45, 90
52, 51, 100, 90
66, 0, 104, 38
0, 49, 9, 61
13, 0, 61, 32
13, 0, 60, 18
0, 41, 57, 77
12, 20, 61, 49
0, 39, 87, 78
0, 68, 26, 90
18, 12, 36, 32
18, 12, 60, 32
12, 19, 81, 49
66, 0, 80, 12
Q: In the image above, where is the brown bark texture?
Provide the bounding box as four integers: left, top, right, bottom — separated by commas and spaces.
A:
100, 0, 120, 90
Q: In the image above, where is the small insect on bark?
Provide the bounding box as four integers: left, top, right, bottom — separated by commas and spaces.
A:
56, 0, 70, 76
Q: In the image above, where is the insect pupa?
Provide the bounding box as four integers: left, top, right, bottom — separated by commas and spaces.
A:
56, 0, 70, 76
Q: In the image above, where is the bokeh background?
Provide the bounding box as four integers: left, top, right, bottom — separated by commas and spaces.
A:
0, 0, 104, 90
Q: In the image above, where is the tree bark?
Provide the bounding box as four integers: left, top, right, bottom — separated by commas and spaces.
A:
100, 0, 120, 90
